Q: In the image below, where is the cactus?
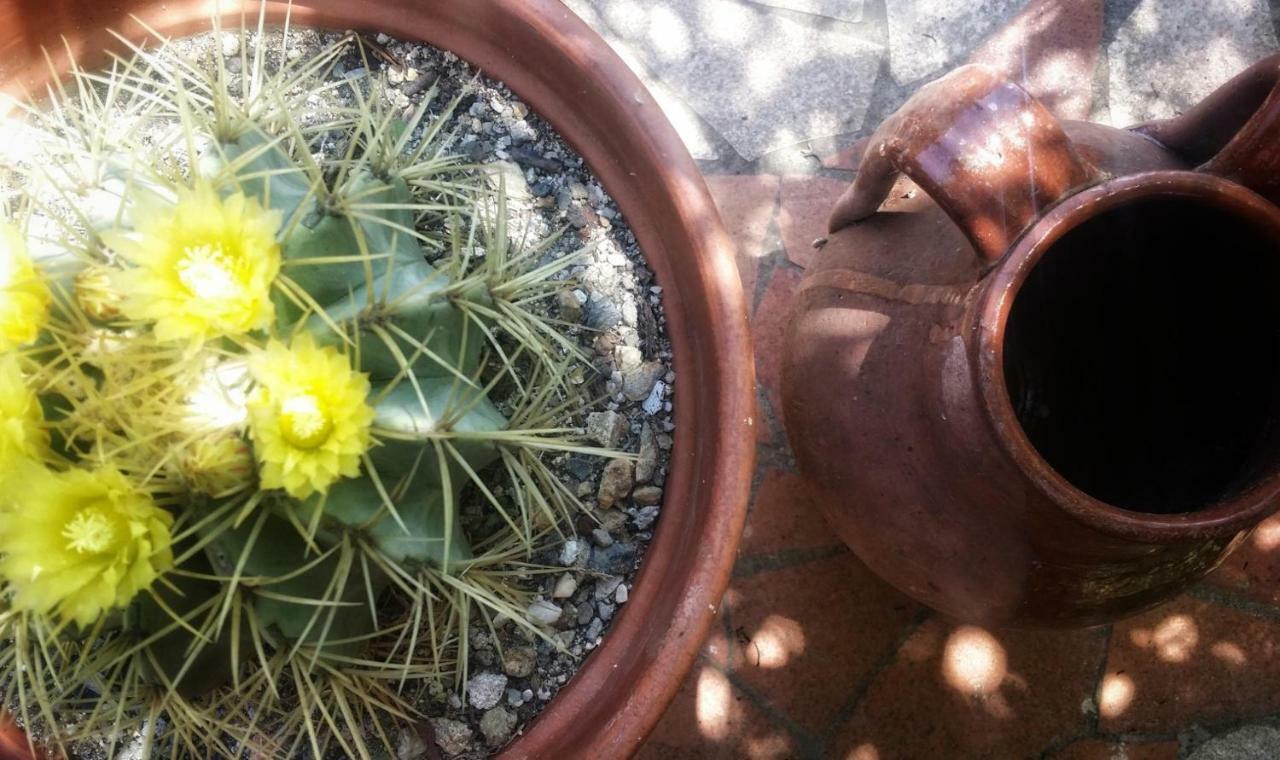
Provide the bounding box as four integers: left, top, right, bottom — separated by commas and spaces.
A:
0, 14, 613, 758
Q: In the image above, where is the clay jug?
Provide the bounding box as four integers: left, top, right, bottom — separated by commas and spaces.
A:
782, 56, 1280, 627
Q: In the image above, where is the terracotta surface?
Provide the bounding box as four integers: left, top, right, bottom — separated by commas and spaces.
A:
638, 4, 1280, 755
784, 57, 1280, 627
0, 1, 755, 758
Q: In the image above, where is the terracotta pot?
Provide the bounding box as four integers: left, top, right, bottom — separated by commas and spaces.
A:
0, 1, 755, 758
783, 57, 1280, 628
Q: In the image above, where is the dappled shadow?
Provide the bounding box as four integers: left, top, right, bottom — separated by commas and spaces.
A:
568, 0, 886, 160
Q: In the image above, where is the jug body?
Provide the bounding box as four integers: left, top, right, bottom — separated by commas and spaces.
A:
783, 59, 1280, 627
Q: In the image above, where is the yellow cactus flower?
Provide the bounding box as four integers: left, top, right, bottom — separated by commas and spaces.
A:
0, 463, 174, 628
0, 355, 47, 474
246, 334, 374, 499
107, 185, 282, 342
0, 220, 52, 351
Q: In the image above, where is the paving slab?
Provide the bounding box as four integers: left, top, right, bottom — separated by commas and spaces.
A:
743, 0, 865, 24
968, 0, 1104, 119
1105, 0, 1279, 125
1189, 724, 1280, 760
884, 0, 1028, 85
562, 0, 725, 160
583, 0, 884, 160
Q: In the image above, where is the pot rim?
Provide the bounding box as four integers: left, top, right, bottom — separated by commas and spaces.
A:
0, 1, 756, 758
975, 170, 1280, 543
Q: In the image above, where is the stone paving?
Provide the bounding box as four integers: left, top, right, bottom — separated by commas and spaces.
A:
561, 0, 1280, 758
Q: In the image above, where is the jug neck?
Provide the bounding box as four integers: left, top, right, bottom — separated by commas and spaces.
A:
973, 171, 1280, 542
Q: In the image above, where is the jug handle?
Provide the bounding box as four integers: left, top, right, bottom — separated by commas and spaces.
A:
1133, 54, 1280, 205
828, 64, 1099, 264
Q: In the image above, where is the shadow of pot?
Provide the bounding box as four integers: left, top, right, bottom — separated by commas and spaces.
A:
0, 1, 757, 757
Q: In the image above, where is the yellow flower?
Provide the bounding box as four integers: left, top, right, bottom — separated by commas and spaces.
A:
246, 334, 374, 499
107, 185, 282, 342
0, 220, 52, 351
0, 464, 174, 628
0, 355, 47, 473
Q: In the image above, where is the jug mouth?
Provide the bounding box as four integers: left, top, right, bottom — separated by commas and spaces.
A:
977, 171, 1280, 542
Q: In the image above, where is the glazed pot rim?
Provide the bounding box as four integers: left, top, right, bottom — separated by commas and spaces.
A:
976, 170, 1280, 543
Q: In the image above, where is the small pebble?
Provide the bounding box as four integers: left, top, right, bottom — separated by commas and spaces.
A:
622, 361, 664, 401
576, 603, 594, 626
556, 289, 584, 323
633, 505, 660, 531
220, 33, 240, 57
642, 381, 666, 415
559, 538, 584, 566
614, 345, 643, 372
597, 602, 615, 622
467, 672, 508, 710
501, 646, 537, 678
506, 688, 525, 707
595, 575, 623, 600
552, 573, 578, 599
430, 718, 473, 756
480, 707, 517, 747
528, 600, 563, 626
636, 423, 659, 483
585, 618, 604, 640
632, 485, 663, 506
585, 410, 627, 448
591, 528, 614, 547
615, 584, 629, 604
597, 459, 634, 509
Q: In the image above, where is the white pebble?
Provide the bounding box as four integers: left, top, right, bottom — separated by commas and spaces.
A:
642, 381, 665, 415
527, 600, 562, 626
220, 33, 240, 57
559, 538, 583, 566
467, 672, 507, 710
615, 584, 629, 604
552, 573, 577, 599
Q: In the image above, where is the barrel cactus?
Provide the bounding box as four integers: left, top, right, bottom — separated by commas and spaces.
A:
0, 19, 610, 758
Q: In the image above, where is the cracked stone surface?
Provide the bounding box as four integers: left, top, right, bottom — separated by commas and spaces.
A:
884, 0, 1028, 84
580, 0, 883, 159
1105, 0, 1279, 125
743, 0, 866, 23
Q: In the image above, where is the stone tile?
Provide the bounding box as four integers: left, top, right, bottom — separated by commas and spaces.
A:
821, 135, 869, 171
739, 467, 842, 557
743, 0, 866, 24
750, 265, 802, 429
1098, 596, 1280, 734
830, 619, 1107, 758
884, 0, 1027, 85
1205, 513, 1280, 606
704, 174, 781, 304
585, 0, 884, 159
638, 661, 797, 760
1189, 724, 1280, 760
967, 0, 1103, 120
725, 553, 920, 735
1105, 0, 1279, 126
562, 0, 723, 159
778, 175, 849, 268
1049, 737, 1179, 760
